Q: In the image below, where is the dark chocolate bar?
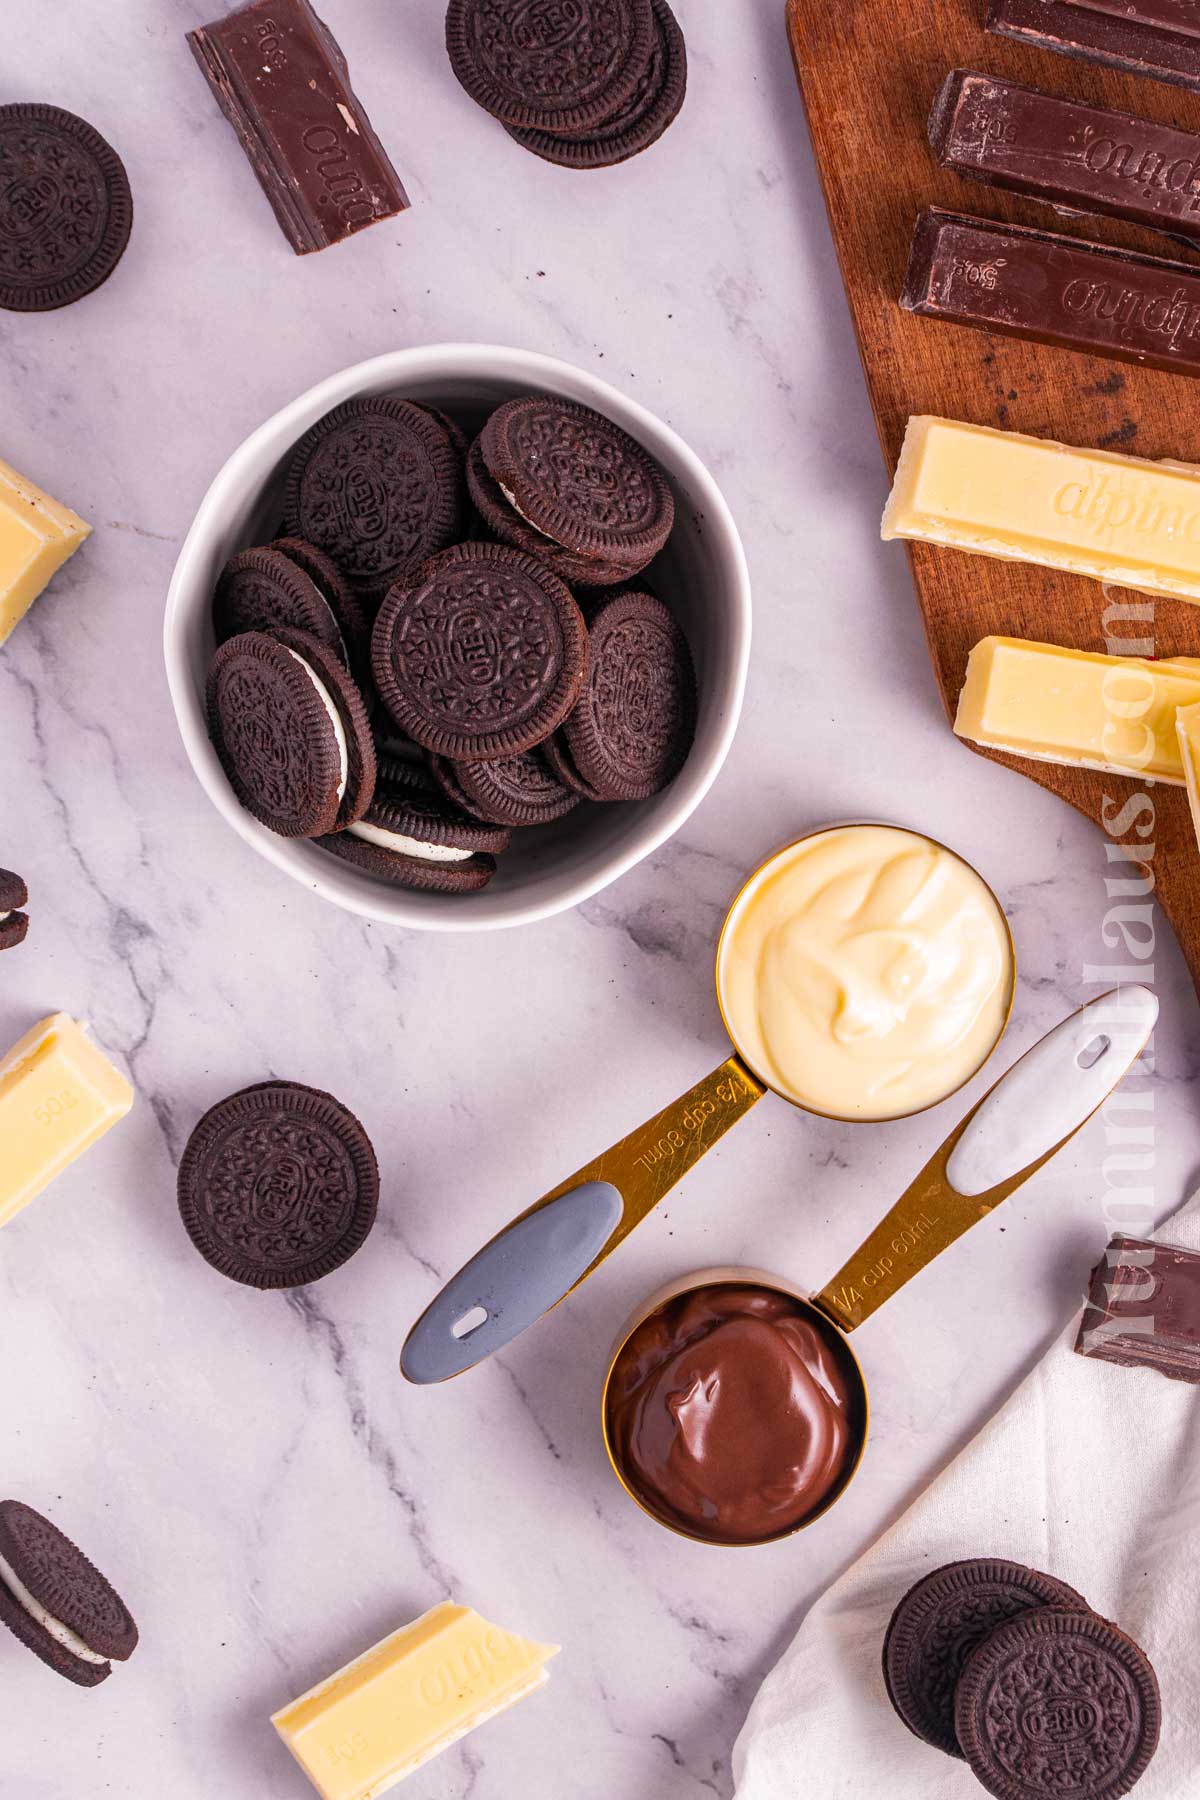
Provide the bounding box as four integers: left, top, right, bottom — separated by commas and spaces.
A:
188, 0, 409, 255
1075, 1234, 1200, 1382
930, 70, 1200, 245
901, 208, 1200, 376
988, 0, 1200, 94
1065, 0, 1200, 42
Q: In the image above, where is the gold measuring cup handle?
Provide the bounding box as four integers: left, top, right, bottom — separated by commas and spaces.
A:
551, 1055, 767, 1255
401, 1057, 766, 1384
811, 987, 1158, 1335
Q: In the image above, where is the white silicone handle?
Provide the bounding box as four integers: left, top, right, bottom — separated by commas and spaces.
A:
946, 986, 1158, 1199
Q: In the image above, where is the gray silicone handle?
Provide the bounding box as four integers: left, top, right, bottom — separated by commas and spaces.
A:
400, 1181, 625, 1384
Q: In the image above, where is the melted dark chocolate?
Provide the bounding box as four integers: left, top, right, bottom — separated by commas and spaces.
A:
606, 1282, 864, 1544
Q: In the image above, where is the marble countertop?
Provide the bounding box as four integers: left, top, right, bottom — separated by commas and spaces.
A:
4, 3, 1200, 1796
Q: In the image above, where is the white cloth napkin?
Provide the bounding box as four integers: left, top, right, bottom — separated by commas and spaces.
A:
732, 1201, 1200, 1799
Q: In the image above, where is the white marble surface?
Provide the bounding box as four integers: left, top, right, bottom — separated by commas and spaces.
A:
3, 3, 1200, 1797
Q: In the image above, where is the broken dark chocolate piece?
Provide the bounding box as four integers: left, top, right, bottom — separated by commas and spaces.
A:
930, 70, 1200, 246
1075, 1233, 1200, 1382
188, 0, 409, 255
902, 207, 1200, 377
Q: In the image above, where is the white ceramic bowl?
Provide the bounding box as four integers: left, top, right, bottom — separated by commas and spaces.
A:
164, 345, 751, 931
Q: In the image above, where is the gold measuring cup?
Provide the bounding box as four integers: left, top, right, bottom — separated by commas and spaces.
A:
402, 825, 1150, 1385
601, 1266, 871, 1546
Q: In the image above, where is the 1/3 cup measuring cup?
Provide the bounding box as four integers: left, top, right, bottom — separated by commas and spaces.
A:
402, 824, 1149, 1385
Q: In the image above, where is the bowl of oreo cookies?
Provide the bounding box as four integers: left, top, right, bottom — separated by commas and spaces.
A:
165, 345, 750, 929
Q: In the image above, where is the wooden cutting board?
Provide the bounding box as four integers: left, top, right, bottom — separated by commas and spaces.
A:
786, 0, 1200, 995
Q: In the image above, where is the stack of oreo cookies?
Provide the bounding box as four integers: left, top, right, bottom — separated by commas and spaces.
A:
882, 1557, 1161, 1798
446, 0, 686, 170
203, 389, 696, 897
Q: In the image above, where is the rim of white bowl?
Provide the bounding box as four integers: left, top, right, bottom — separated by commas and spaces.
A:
164, 344, 752, 932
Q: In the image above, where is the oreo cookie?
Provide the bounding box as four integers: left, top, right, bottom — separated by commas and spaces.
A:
370, 541, 588, 761
427, 751, 489, 816
371, 759, 511, 853
375, 751, 437, 789
320, 758, 505, 890
282, 397, 466, 600
413, 403, 471, 465
0, 868, 29, 952
955, 1607, 1160, 1800
452, 747, 580, 827
319, 830, 498, 893
562, 589, 695, 800
882, 1559, 1090, 1759
212, 547, 350, 663
508, 0, 686, 168
0, 105, 132, 312
0, 1499, 138, 1687
541, 729, 605, 801
446, 0, 655, 136
270, 537, 368, 660
177, 1081, 379, 1288
480, 396, 674, 573
466, 438, 631, 587
206, 629, 376, 838
273, 628, 376, 828
573, 576, 649, 618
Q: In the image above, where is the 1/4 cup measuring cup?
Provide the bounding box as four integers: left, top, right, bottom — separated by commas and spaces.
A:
402, 825, 1149, 1385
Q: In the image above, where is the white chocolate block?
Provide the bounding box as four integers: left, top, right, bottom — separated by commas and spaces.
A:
0, 456, 90, 646
883, 416, 1200, 602
955, 636, 1200, 783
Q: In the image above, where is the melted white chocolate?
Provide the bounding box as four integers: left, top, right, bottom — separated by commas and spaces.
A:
717, 825, 1011, 1120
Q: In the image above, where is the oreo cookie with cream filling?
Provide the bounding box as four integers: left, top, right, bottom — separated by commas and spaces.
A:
452, 746, 580, 826
212, 546, 350, 663
318, 762, 504, 891
562, 588, 695, 800
0, 868, 29, 951
282, 397, 466, 600
178, 1081, 379, 1289
882, 1558, 1091, 1758
955, 1607, 1160, 1800
507, 0, 686, 168
269, 627, 376, 829
319, 828, 498, 893
541, 729, 606, 801
370, 541, 588, 761
0, 1499, 138, 1687
445, 0, 655, 136
466, 438, 632, 588
206, 629, 375, 838
270, 537, 368, 662
427, 751, 491, 817
370, 758, 511, 854
413, 403, 470, 465
480, 395, 674, 572
0, 105, 133, 313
